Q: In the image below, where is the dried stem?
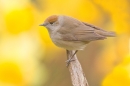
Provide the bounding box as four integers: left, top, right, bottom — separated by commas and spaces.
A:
66, 50, 89, 86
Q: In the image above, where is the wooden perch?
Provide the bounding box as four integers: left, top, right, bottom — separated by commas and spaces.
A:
66, 50, 89, 86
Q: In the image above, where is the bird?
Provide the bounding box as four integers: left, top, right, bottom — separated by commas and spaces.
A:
40, 15, 116, 66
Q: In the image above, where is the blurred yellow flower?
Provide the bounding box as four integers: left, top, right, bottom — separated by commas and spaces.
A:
0, 0, 35, 34
0, 61, 24, 86
0, 34, 47, 86
102, 55, 130, 86
93, 0, 130, 34
5, 7, 34, 34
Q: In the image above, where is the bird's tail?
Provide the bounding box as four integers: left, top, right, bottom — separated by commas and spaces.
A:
103, 31, 116, 37
96, 30, 116, 37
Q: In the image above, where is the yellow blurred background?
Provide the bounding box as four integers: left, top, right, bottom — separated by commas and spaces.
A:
0, 0, 130, 86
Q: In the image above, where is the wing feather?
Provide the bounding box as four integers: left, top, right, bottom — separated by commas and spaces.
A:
57, 16, 107, 42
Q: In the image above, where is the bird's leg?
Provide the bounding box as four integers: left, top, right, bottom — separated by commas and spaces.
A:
66, 50, 78, 67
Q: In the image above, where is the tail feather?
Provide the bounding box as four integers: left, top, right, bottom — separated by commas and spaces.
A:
103, 31, 116, 37
96, 30, 116, 37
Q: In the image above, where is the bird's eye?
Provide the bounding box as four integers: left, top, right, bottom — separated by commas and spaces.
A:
50, 22, 54, 24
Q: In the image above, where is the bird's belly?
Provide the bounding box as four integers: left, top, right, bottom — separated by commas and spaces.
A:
52, 39, 87, 50
50, 32, 87, 50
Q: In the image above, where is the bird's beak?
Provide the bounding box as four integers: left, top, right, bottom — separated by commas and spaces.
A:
39, 23, 47, 26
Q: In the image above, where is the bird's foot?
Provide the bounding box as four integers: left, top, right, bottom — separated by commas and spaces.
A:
65, 58, 75, 67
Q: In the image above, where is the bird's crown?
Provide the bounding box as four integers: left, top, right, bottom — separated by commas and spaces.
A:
45, 15, 58, 24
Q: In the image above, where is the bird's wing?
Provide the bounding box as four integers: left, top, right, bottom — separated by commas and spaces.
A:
58, 22, 106, 42
82, 22, 105, 31
82, 22, 116, 37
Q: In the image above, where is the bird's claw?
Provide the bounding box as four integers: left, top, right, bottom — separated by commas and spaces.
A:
65, 58, 75, 67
